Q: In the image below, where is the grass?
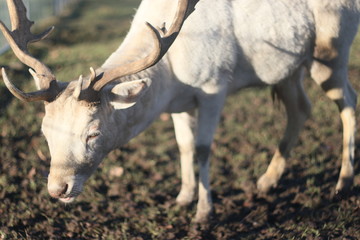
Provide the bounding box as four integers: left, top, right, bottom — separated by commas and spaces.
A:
0, 0, 360, 239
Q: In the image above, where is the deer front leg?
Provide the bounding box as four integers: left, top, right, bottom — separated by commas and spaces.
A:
172, 111, 197, 206
193, 88, 227, 223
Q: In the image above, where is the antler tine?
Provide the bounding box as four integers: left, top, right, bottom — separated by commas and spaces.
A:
162, 0, 198, 37
0, 0, 59, 102
1, 68, 55, 102
91, 0, 199, 92
1, 0, 55, 80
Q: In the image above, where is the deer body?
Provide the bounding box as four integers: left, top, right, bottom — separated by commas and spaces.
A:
98, 0, 359, 221
1, 0, 359, 222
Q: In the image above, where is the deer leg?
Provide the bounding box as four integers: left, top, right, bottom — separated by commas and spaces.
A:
310, 60, 357, 193
193, 87, 227, 223
257, 69, 311, 193
309, 4, 358, 193
172, 111, 197, 206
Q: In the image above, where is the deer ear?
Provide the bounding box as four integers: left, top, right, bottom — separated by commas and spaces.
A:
29, 68, 43, 90
107, 78, 152, 109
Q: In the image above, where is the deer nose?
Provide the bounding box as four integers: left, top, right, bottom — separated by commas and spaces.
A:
48, 183, 68, 198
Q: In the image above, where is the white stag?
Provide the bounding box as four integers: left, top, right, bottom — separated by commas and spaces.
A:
1, 0, 359, 222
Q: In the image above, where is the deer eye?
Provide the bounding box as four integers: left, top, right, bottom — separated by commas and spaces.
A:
86, 132, 100, 143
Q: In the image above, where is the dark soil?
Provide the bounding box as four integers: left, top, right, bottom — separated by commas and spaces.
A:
0, 0, 360, 239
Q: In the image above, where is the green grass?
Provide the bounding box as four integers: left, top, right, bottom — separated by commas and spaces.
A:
0, 0, 360, 239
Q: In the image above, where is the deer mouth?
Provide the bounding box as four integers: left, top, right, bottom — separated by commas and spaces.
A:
58, 188, 83, 203
59, 196, 76, 203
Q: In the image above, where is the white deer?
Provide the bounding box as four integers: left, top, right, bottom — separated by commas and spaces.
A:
1, 0, 359, 222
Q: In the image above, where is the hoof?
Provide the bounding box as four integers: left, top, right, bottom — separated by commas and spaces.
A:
176, 191, 194, 206
192, 210, 212, 224
257, 174, 278, 194
335, 176, 354, 195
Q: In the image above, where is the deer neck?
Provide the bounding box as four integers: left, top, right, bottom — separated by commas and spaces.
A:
101, 59, 175, 146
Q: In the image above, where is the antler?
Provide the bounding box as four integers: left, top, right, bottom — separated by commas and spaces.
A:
0, 0, 60, 102
85, 0, 199, 95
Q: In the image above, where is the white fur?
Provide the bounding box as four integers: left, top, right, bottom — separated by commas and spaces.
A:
40, 0, 360, 222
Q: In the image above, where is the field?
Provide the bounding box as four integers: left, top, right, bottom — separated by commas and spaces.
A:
1, 0, 360, 239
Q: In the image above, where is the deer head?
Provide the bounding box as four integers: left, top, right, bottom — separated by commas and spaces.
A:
1, 0, 198, 202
